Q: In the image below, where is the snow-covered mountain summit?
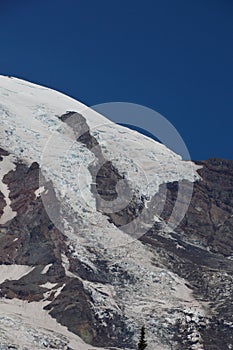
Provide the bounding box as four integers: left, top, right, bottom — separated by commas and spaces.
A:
0, 75, 199, 189
0, 76, 233, 350
0, 75, 200, 238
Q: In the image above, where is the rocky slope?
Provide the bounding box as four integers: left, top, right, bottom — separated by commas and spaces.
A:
0, 76, 232, 350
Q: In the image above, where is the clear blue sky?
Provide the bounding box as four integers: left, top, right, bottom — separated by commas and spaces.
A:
1, 0, 232, 160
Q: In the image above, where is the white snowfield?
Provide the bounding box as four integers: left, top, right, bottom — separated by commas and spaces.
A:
0, 76, 206, 349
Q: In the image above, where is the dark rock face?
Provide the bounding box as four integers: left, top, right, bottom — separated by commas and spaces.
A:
0, 147, 9, 159
44, 278, 96, 344
0, 161, 64, 266
0, 191, 6, 218
141, 158, 233, 349
181, 158, 233, 256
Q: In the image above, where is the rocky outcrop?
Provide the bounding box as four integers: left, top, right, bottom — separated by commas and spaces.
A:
140, 158, 233, 349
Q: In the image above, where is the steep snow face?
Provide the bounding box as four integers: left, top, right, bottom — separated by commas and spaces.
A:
0, 75, 86, 164
0, 76, 205, 349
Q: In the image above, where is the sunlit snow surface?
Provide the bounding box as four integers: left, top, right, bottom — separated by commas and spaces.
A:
0, 76, 205, 349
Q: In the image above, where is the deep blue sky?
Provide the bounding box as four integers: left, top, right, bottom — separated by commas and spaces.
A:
1, 0, 232, 160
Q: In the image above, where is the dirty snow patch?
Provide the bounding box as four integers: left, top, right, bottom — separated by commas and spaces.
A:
0, 154, 17, 224
41, 263, 53, 274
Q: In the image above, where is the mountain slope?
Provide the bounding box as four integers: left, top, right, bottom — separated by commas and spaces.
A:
0, 76, 232, 350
